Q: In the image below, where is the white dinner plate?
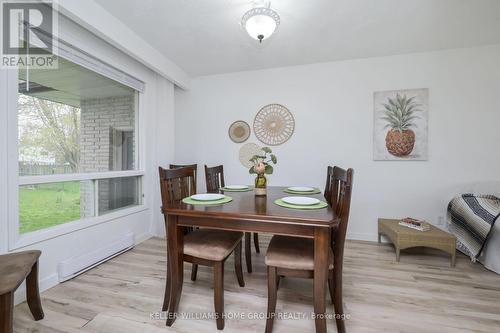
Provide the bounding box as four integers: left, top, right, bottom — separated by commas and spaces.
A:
281, 196, 320, 206
287, 186, 315, 192
225, 185, 249, 190
190, 194, 225, 201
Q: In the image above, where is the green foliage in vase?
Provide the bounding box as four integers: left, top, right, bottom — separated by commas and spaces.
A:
248, 147, 277, 175
381, 93, 421, 133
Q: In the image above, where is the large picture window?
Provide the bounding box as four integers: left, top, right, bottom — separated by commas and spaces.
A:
17, 56, 143, 235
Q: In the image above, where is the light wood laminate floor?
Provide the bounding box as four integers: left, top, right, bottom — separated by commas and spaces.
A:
14, 237, 500, 333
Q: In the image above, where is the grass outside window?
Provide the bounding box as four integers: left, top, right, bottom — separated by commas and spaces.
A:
19, 181, 82, 234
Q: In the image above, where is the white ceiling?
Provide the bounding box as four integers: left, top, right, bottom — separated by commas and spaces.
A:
94, 0, 500, 77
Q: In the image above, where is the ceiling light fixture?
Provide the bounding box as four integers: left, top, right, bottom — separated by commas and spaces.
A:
241, 1, 280, 43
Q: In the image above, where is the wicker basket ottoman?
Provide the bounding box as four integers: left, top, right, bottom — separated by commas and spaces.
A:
378, 218, 456, 267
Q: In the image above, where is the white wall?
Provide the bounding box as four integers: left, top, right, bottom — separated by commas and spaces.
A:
175, 44, 500, 241
0, 14, 174, 303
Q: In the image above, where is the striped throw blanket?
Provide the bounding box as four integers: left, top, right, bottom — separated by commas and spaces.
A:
448, 194, 500, 261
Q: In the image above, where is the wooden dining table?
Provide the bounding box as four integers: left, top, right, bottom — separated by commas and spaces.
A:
162, 186, 343, 333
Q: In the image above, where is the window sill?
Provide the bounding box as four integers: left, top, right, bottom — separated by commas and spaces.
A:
9, 205, 148, 250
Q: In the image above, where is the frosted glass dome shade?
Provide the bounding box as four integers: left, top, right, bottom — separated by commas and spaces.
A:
242, 7, 280, 42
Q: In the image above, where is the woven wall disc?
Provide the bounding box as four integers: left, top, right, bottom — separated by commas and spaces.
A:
239, 143, 262, 168
228, 120, 251, 143
253, 104, 295, 145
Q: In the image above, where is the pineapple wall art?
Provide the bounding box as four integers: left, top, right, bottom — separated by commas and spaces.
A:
373, 88, 428, 160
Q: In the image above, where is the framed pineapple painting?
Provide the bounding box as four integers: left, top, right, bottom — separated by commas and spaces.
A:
373, 88, 428, 161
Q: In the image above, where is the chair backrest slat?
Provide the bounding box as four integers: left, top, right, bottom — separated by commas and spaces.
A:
205, 165, 225, 193
324, 166, 334, 206
159, 166, 196, 206
170, 164, 197, 194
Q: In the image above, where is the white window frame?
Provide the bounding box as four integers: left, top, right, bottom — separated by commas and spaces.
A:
7, 65, 146, 250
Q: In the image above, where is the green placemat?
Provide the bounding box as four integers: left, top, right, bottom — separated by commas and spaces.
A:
274, 199, 328, 210
283, 188, 321, 195
221, 186, 253, 192
183, 196, 233, 205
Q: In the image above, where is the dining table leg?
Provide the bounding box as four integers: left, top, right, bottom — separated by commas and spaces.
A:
166, 215, 184, 327
313, 227, 330, 333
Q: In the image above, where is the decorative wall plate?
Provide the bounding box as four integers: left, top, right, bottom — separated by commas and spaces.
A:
254, 104, 295, 146
228, 120, 251, 143
239, 143, 262, 168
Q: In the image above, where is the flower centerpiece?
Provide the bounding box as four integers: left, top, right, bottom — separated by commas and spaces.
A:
249, 147, 277, 196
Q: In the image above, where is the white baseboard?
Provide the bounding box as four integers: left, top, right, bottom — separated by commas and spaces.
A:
347, 232, 378, 242
135, 232, 153, 244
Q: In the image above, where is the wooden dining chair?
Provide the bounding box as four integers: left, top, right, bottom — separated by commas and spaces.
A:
159, 166, 245, 330
169, 164, 200, 279
204, 164, 225, 193
204, 164, 260, 274
264, 166, 354, 333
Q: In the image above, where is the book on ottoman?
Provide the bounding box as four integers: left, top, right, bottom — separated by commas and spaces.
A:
398, 217, 431, 232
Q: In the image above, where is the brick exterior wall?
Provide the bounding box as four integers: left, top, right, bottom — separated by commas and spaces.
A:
79, 95, 135, 217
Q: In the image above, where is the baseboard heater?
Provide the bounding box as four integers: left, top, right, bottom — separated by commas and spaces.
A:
58, 232, 135, 282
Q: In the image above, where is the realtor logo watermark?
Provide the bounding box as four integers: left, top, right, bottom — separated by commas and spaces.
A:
1, 0, 58, 69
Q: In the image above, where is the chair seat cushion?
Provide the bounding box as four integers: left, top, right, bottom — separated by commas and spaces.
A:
265, 236, 333, 270
184, 229, 243, 261
0, 250, 41, 295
